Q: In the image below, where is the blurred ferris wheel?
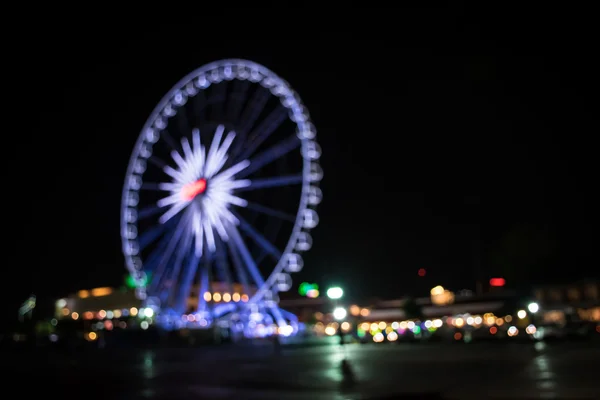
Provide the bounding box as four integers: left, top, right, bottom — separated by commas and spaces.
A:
120, 59, 322, 332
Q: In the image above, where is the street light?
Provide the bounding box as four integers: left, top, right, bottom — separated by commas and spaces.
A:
333, 307, 347, 320
327, 287, 343, 300
527, 302, 539, 313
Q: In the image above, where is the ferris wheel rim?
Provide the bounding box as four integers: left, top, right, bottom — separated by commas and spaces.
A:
119, 59, 320, 309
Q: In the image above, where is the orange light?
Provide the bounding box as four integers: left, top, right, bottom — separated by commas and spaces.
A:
454, 332, 462, 340
91, 287, 112, 297
78, 290, 90, 298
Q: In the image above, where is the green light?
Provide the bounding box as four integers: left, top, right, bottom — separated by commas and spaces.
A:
126, 273, 149, 289
298, 282, 309, 296
299, 282, 319, 296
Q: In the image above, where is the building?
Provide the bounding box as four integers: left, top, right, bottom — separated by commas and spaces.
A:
55, 283, 257, 322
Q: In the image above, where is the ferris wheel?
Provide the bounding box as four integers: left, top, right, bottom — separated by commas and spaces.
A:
120, 60, 322, 330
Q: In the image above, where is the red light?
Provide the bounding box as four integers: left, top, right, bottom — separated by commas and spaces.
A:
418, 268, 426, 277
489, 278, 505, 287
181, 178, 207, 200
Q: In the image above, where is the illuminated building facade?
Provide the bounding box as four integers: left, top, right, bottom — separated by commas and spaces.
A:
55, 283, 256, 322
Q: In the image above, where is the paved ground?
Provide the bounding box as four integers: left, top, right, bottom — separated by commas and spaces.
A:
4, 341, 600, 399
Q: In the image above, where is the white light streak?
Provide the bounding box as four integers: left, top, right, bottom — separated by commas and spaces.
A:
157, 125, 250, 255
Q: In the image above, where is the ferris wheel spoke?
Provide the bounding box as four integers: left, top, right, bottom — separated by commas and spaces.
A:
227, 232, 252, 300
191, 89, 207, 123
138, 214, 178, 251
143, 232, 172, 273
159, 200, 190, 225
239, 87, 270, 136
209, 81, 227, 121
157, 192, 185, 208
160, 130, 180, 152
165, 225, 194, 290
148, 155, 168, 169
192, 212, 204, 257
244, 201, 296, 222
229, 88, 270, 158
205, 125, 225, 176
237, 135, 300, 179
170, 149, 188, 171
149, 210, 190, 293
215, 236, 235, 294
235, 174, 303, 192
202, 212, 217, 253
230, 210, 282, 261
237, 105, 289, 162
141, 182, 166, 191
163, 165, 186, 182
204, 127, 236, 178
268, 303, 286, 327
227, 80, 250, 124
138, 204, 164, 220
210, 159, 250, 185
160, 236, 192, 306
181, 136, 194, 160
195, 258, 211, 314
227, 223, 266, 288
174, 248, 201, 313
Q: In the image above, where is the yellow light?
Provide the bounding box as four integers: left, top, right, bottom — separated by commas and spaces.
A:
213, 293, 221, 302
232, 293, 240, 302
430, 285, 445, 296
341, 322, 351, 331
223, 293, 231, 302
71, 312, 79, 320
350, 305, 360, 316
203, 292, 212, 301
360, 308, 370, 316
78, 290, 89, 298
130, 307, 138, 316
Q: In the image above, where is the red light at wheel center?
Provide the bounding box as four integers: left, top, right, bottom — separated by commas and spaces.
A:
181, 178, 207, 200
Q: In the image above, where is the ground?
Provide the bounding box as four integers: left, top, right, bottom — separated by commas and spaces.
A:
4, 340, 600, 399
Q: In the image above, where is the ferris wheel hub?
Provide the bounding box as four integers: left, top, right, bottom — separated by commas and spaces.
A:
181, 178, 207, 200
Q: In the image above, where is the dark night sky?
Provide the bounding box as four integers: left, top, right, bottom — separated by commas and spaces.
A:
5, 7, 598, 310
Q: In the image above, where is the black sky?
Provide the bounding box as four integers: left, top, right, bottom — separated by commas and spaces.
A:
6, 7, 598, 309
